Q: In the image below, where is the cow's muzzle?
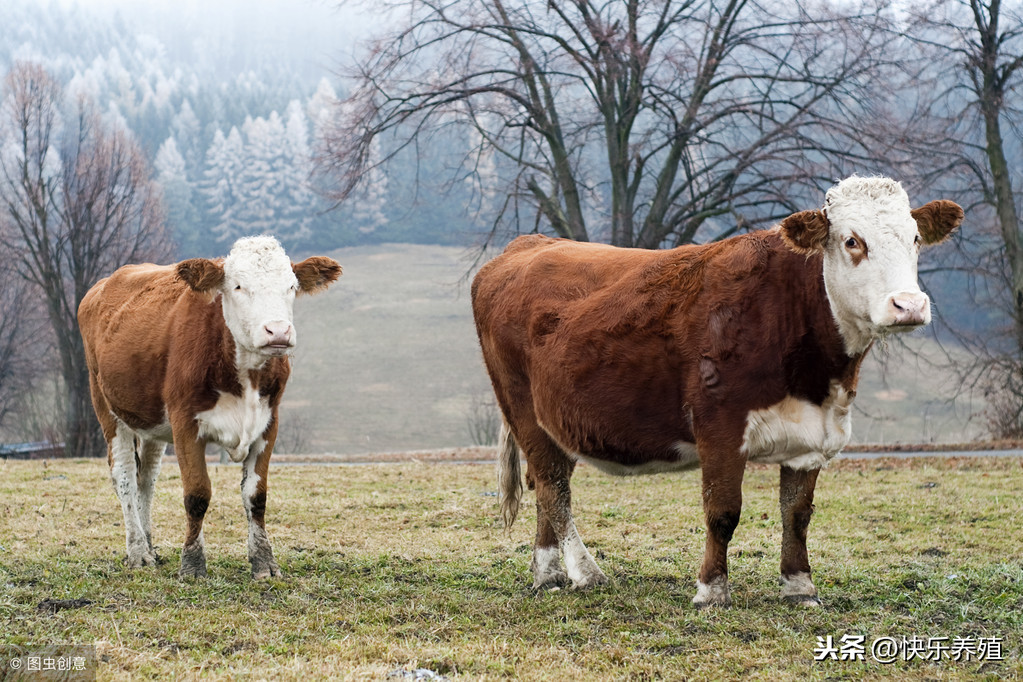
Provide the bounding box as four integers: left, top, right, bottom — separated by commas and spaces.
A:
887, 292, 930, 328
261, 321, 294, 355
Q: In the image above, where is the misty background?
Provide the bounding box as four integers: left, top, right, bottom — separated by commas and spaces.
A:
0, 0, 1007, 454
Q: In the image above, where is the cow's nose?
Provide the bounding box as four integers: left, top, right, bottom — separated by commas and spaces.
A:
889, 292, 929, 326
264, 321, 293, 347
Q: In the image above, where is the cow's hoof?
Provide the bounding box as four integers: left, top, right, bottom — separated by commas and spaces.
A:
531, 568, 569, 591
783, 594, 823, 607
692, 577, 731, 608
531, 546, 569, 590
179, 545, 207, 579
251, 558, 282, 580
179, 564, 207, 579
125, 546, 158, 568
570, 566, 608, 590
532, 572, 569, 591
779, 572, 819, 606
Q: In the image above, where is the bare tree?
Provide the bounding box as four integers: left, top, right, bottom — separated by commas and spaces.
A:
0, 62, 170, 457
886, 1, 1023, 436
321, 0, 898, 248
0, 256, 43, 430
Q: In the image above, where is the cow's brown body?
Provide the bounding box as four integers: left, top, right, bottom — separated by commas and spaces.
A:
81, 263, 290, 436
473, 179, 962, 606
474, 231, 861, 466
79, 237, 340, 578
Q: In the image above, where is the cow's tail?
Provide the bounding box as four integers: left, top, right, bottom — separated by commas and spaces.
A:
497, 418, 523, 529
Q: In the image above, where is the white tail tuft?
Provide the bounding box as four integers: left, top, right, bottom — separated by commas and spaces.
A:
497, 418, 522, 528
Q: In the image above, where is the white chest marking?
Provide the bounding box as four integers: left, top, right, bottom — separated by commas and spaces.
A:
195, 380, 271, 462
741, 381, 853, 470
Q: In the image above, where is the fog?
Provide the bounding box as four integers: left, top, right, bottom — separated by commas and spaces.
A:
22, 0, 376, 84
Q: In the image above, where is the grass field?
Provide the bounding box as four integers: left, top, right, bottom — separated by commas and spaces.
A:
1, 455, 1021, 680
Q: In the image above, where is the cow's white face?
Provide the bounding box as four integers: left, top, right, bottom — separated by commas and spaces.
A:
177, 236, 342, 367
780, 176, 962, 355
220, 237, 301, 357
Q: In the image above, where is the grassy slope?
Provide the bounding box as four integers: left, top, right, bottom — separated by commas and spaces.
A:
1, 457, 1020, 680
283, 243, 985, 455
286, 243, 494, 455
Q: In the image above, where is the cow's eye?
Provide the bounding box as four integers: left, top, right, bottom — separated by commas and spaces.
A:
914, 234, 921, 245
844, 237, 859, 249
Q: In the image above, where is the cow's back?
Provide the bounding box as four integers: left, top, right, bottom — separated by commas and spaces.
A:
79, 263, 195, 431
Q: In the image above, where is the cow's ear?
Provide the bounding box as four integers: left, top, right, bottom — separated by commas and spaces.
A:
293, 256, 342, 294
912, 200, 963, 245
780, 210, 830, 254
177, 258, 225, 297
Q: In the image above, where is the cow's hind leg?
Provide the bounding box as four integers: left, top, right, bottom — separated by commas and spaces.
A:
779, 465, 822, 606
242, 422, 280, 580
135, 438, 165, 560
521, 429, 606, 590
109, 423, 158, 567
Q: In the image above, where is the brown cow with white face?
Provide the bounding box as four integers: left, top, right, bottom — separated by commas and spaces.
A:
79, 236, 341, 579
472, 176, 962, 606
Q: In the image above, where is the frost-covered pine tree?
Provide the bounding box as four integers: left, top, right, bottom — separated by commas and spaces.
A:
154, 137, 200, 252
237, 112, 289, 237
350, 135, 388, 235
306, 77, 338, 138
201, 127, 246, 244
171, 99, 202, 176
281, 100, 318, 243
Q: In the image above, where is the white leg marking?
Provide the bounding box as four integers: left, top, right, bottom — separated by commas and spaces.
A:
135, 439, 165, 554
109, 424, 156, 567
530, 546, 568, 589
693, 575, 731, 608
241, 448, 279, 579
780, 571, 821, 606
560, 521, 607, 589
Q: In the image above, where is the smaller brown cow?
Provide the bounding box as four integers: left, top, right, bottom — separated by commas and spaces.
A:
78, 236, 340, 578
472, 176, 962, 606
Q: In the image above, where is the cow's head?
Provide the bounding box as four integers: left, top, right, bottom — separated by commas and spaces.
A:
177, 236, 342, 363
780, 176, 962, 354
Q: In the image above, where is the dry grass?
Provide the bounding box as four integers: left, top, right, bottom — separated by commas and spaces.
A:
1, 456, 1021, 680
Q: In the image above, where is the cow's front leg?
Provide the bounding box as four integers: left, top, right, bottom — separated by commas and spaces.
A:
242, 419, 280, 580
529, 450, 606, 590
174, 425, 211, 578
109, 424, 157, 567
779, 464, 822, 606
694, 436, 745, 608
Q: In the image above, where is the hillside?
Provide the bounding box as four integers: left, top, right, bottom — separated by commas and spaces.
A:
280, 243, 986, 455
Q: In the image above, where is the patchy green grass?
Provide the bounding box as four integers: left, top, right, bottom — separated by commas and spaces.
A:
1, 456, 1021, 680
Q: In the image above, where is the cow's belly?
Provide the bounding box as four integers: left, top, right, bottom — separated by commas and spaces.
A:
578, 442, 700, 476
195, 384, 272, 462
537, 415, 699, 476
741, 381, 854, 470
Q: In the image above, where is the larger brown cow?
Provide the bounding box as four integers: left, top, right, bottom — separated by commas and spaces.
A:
472, 176, 962, 606
79, 236, 340, 579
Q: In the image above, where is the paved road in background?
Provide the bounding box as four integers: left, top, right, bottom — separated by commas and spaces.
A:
840, 448, 1023, 459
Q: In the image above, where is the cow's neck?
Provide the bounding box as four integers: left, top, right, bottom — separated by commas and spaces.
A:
212, 302, 270, 394
235, 346, 270, 373
821, 262, 875, 357
796, 248, 870, 399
